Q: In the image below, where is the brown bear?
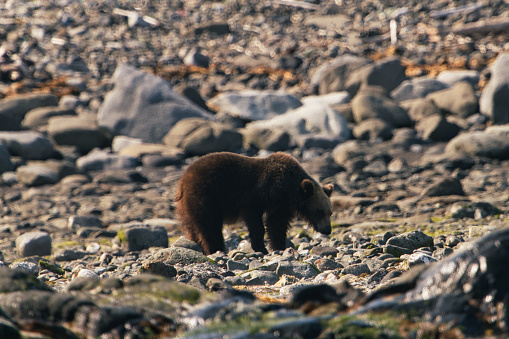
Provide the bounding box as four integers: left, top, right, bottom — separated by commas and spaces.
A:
175, 152, 334, 255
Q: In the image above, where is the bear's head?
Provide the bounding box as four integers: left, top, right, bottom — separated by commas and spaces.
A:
300, 179, 333, 235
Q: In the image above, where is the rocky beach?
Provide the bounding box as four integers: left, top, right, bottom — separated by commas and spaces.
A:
0, 0, 509, 338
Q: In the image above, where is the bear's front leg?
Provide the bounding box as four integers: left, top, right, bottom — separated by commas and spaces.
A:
265, 210, 292, 251
242, 211, 268, 254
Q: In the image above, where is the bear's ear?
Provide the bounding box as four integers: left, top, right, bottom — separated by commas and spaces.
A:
301, 179, 314, 198
323, 183, 334, 197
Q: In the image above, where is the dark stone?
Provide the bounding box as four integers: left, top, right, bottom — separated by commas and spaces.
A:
269, 318, 322, 339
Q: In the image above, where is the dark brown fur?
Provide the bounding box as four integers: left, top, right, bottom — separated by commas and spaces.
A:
175, 152, 333, 255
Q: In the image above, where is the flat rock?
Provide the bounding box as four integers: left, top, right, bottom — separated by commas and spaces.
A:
391, 77, 449, 102
445, 127, 509, 160
420, 177, 465, 197
163, 118, 243, 156
22, 106, 76, 130
16, 231, 52, 257
436, 70, 480, 86
242, 127, 291, 151
48, 116, 109, 153
208, 90, 302, 121
0, 93, 58, 131
16, 163, 60, 186
479, 53, 509, 123
76, 149, 139, 171
98, 63, 213, 143
153, 247, 209, 265
352, 118, 393, 141
402, 98, 442, 122
0, 131, 56, 160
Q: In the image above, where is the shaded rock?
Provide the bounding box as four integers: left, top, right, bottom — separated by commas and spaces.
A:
402, 98, 442, 122
138, 261, 177, 278
311, 54, 370, 94
276, 261, 320, 279
427, 81, 478, 118
447, 201, 501, 219
16, 163, 59, 186
351, 91, 411, 127
352, 118, 393, 141
16, 231, 52, 257
118, 143, 184, 160
98, 63, 213, 143
194, 22, 230, 35
163, 118, 243, 156
117, 224, 168, 252
0, 267, 53, 292
76, 149, 139, 172
153, 247, 209, 265
391, 77, 448, 101
345, 57, 407, 96
479, 53, 509, 123
242, 127, 290, 151
171, 236, 203, 252
332, 140, 367, 164
22, 106, 76, 130
68, 215, 103, 230
386, 231, 433, 251
48, 116, 109, 153
421, 177, 465, 197
436, 70, 480, 87
311, 247, 339, 257
0, 142, 13, 173
445, 128, 509, 160
415, 114, 461, 141
269, 318, 322, 339
0, 131, 56, 160
342, 263, 370, 276
247, 92, 351, 148
0, 93, 58, 131
208, 90, 302, 121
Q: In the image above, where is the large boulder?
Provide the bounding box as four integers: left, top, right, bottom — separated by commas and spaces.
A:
391, 77, 449, 101
207, 91, 302, 121
415, 114, 461, 141
0, 93, 58, 131
97, 64, 213, 143
351, 90, 411, 127
479, 53, 509, 123
427, 81, 478, 118
247, 92, 351, 148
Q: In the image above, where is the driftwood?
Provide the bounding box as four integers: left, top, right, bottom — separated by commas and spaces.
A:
430, 2, 486, 19
450, 16, 509, 35
272, 0, 320, 10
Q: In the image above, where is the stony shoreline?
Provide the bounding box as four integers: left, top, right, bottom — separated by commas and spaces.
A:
0, 0, 508, 338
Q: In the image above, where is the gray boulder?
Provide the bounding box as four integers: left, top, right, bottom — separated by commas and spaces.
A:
98, 63, 213, 143
311, 54, 370, 94
402, 99, 442, 122
208, 90, 302, 121
16, 231, 52, 257
427, 81, 478, 118
391, 77, 449, 101
242, 127, 290, 151
117, 223, 168, 252
0, 131, 56, 160
351, 91, 411, 127
153, 247, 209, 265
445, 126, 509, 160
415, 114, 461, 141
163, 118, 243, 156
48, 116, 109, 153
421, 177, 465, 197
276, 261, 320, 279
345, 57, 407, 96
76, 149, 139, 172
22, 106, 76, 130
479, 53, 509, 123
247, 92, 351, 148
0, 93, 58, 131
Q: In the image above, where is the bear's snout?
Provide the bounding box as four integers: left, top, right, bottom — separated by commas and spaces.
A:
314, 221, 331, 235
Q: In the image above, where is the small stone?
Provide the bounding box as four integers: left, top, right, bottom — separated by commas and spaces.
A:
341, 263, 370, 276
406, 252, 438, 268
421, 177, 465, 197
68, 215, 103, 230
117, 223, 168, 252
386, 231, 433, 251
